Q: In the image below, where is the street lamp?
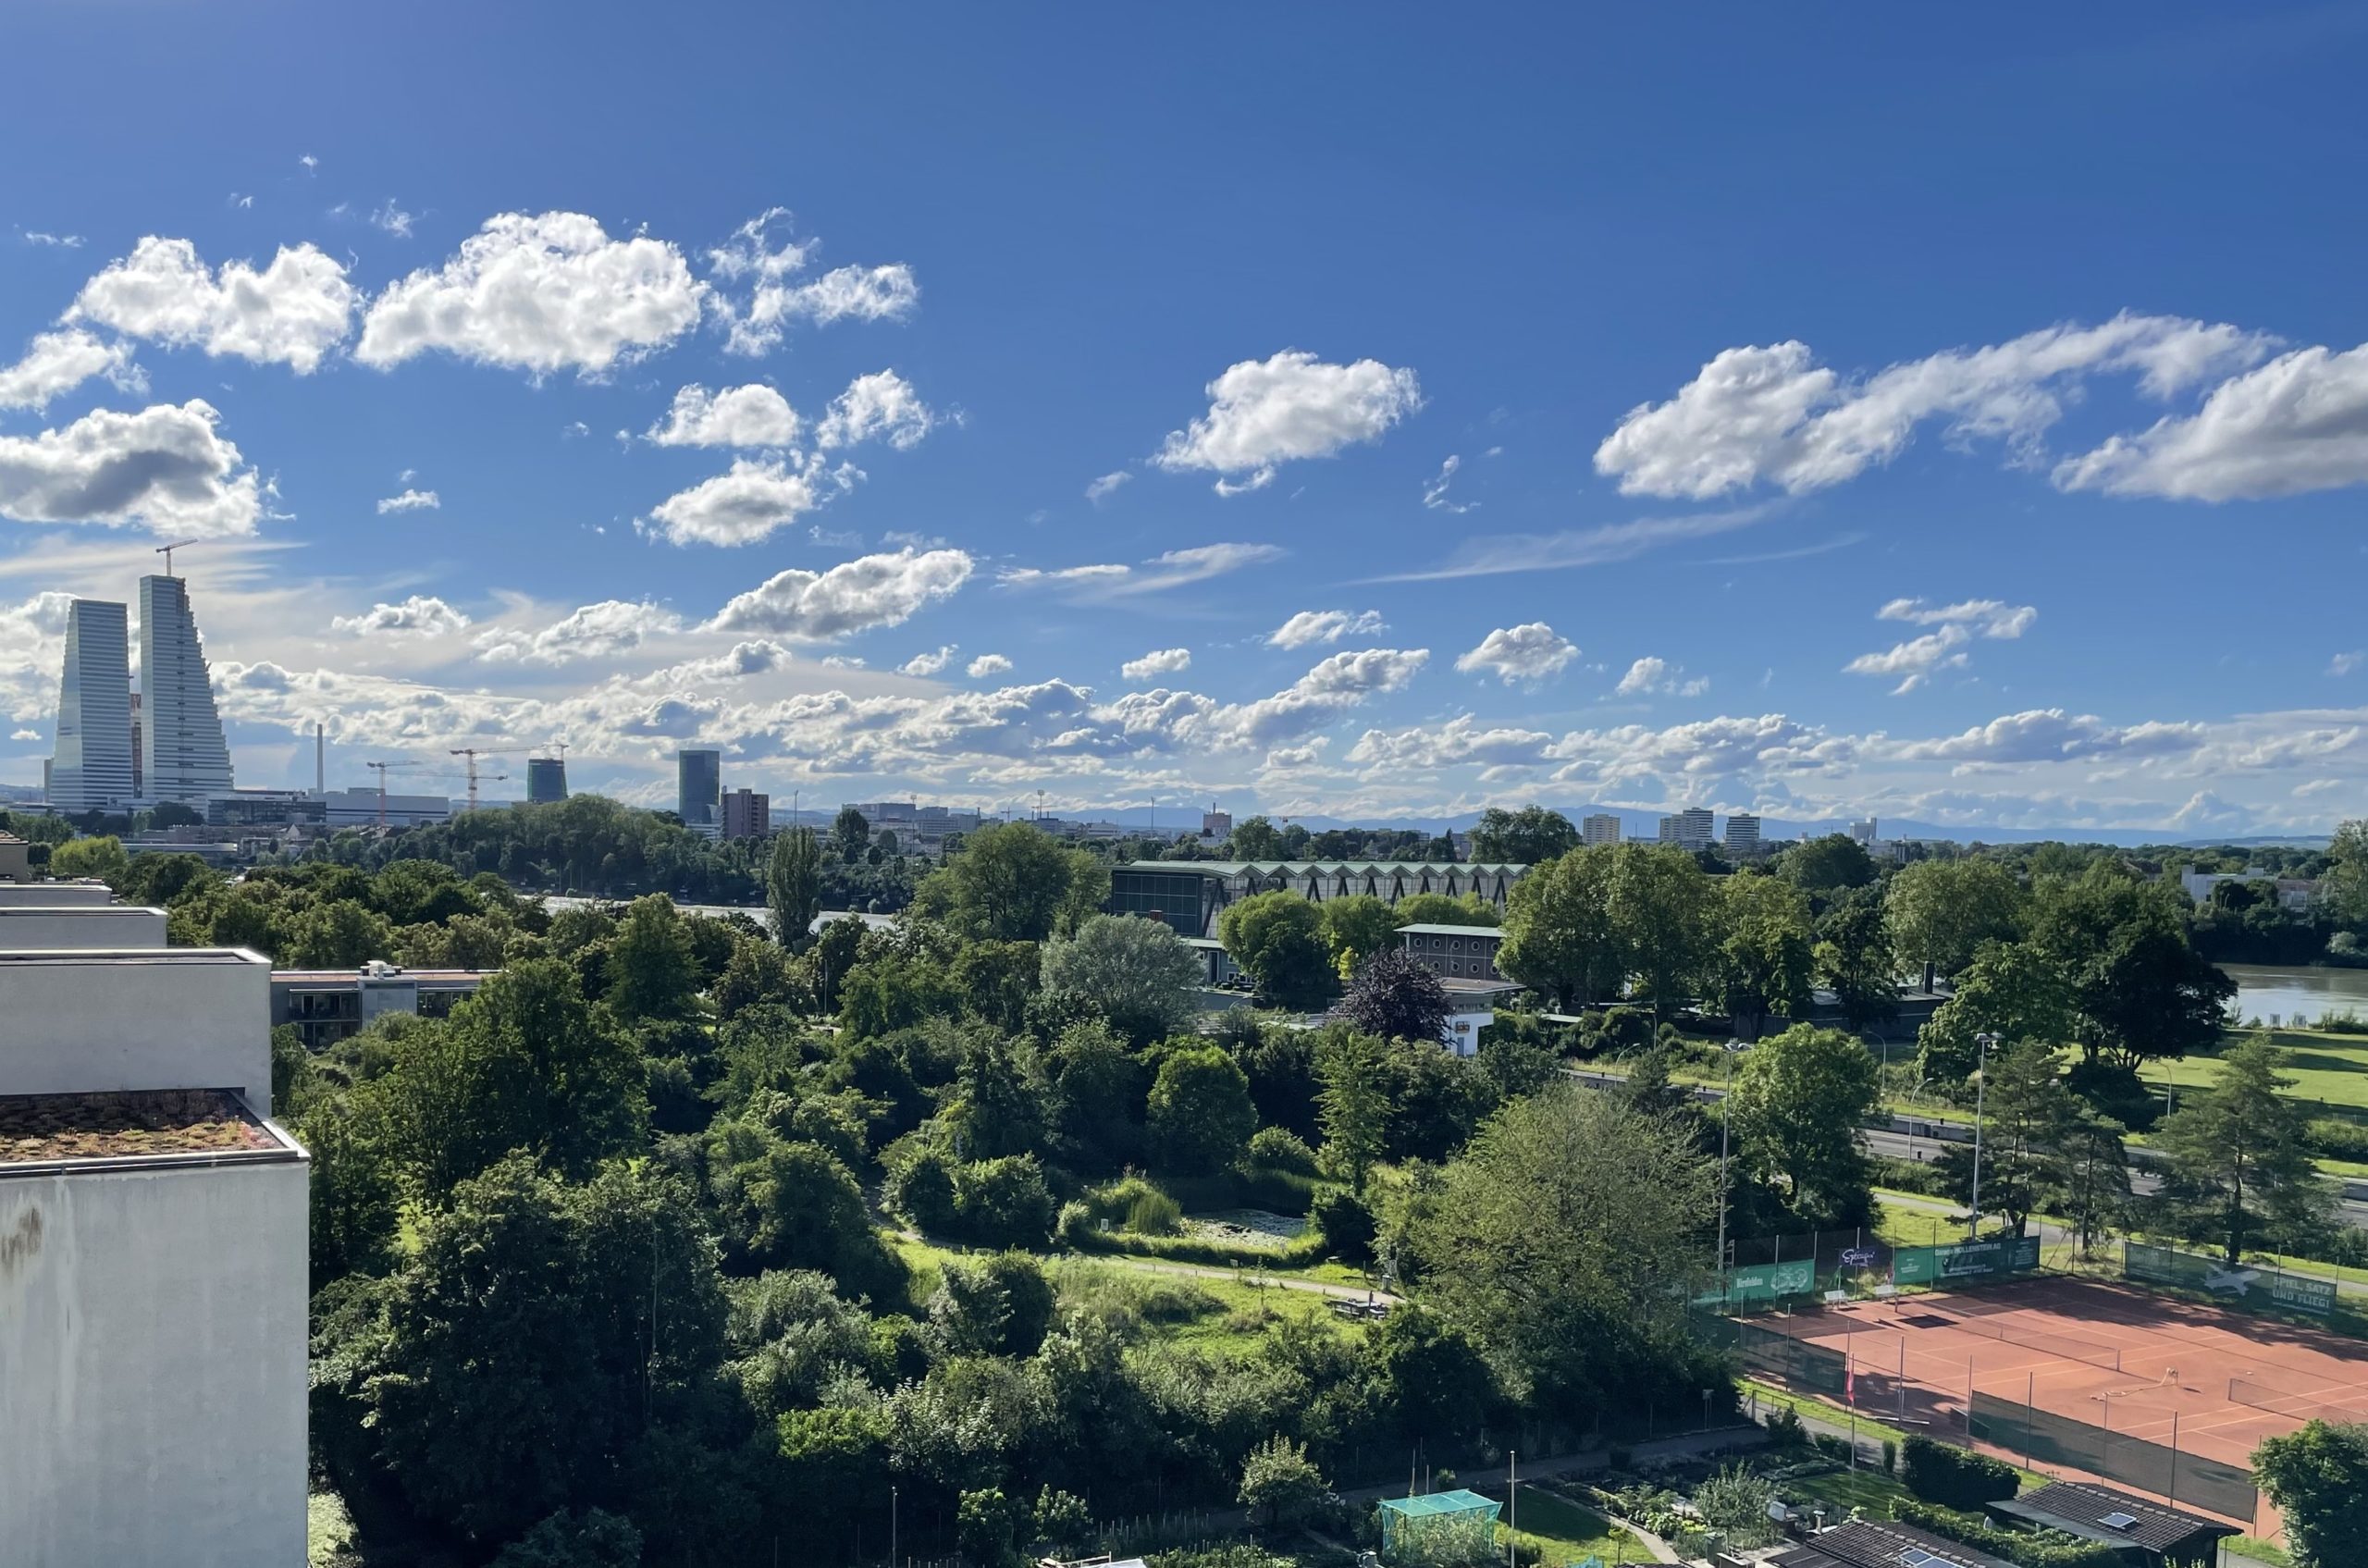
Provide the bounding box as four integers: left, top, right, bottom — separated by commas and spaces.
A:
1970, 1031, 2000, 1240
1714, 1039, 1751, 1284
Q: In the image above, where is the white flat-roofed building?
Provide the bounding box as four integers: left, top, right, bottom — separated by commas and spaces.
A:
269, 959, 492, 1051
0, 879, 116, 907
306, 785, 451, 829
0, 904, 167, 949
0, 938, 306, 1565
1658, 807, 1714, 852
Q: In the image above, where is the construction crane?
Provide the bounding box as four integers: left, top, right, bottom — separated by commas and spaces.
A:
448, 747, 514, 812
154, 538, 202, 577
364, 760, 421, 828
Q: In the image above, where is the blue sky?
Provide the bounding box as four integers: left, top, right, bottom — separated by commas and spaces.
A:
2, 3, 2364, 834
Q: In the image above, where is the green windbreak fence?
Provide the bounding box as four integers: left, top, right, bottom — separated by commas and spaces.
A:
1967, 1391, 2258, 1526
1892, 1234, 2041, 1287
1692, 1311, 1849, 1399
2125, 1241, 2338, 1316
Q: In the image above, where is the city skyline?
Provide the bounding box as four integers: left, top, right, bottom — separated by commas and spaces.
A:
3, 7, 2366, 836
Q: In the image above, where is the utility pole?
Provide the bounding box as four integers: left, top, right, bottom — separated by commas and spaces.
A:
1714, 1039, 1750, 1285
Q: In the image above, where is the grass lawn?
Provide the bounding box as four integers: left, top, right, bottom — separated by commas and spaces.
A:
2135, 1030, 2368, 1115
1498, 1485, 1644, 1566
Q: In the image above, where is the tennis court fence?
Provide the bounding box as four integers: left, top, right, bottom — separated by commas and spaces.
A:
1968, 1391, 2258, 1526
2227, 1375, 2368, 1424
1934, 1306, 2125, 1371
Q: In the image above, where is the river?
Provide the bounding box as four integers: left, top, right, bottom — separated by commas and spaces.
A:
2223, 963, 2368, 1028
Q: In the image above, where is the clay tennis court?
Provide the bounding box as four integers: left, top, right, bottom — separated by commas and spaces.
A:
1741, 1272, 2368, 1531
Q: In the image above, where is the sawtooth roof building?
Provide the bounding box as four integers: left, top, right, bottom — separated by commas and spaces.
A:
1105, 858, 1528, 938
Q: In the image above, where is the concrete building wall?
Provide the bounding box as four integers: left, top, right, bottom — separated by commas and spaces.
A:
0, 882, 115, 907
0, 907, 166, 949
0, 951, 272, 1115
0, 1154, 309, 1567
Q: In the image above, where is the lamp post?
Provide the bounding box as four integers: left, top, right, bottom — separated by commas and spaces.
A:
1714, 1039, 1750, 1284
1970, 1031, 2000, 1240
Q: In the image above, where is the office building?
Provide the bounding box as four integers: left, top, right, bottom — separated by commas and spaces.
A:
271, 958, 490, 1051
1581, 813, 1621, 847
722, 786, 770, 840
0, 933, 307, 1565
48, 599, 135, 811
526, 756, 569, 804
1657, 807, 1714, 852
136, 574, 235, 805
1724, 812, 1762, 857
1848, 818, 1880, 845
1106, 858, 1531, 938
677, 748, 721, 830
130, 691, 142, 796
305, 786, 450, 829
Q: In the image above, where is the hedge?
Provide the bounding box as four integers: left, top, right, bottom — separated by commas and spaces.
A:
1899, 1435, 2017, 1509
1891, 1499, 2124, 1568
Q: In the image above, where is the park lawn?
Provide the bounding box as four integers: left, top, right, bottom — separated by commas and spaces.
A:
1498, 1486, 1642, 1567
2134, 1031, 2368, 1115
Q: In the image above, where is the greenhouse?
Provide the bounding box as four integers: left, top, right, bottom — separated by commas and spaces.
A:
1375, 1488, 1501, 1565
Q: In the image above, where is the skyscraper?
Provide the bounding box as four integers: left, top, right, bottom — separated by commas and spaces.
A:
138, 574, 234, 804
1581, 813, 1621, 846
677, 748, 721, 829
50, 599, 134, 811
526, 757, 569, 804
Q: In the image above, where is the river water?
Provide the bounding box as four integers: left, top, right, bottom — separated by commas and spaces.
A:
2224, 963, 2368, 1028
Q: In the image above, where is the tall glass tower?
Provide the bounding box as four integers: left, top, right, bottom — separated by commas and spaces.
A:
137, 574, 234, 804
677, 748, 721, 829
50, 599, 135, 810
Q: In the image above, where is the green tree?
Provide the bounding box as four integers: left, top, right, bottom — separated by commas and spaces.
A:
1932, 1040, 2071, 1238
916, 821, 1092, 942
1039, 913, 1202, 1043
1371, 1304, 1496, 1438
1044, 1018, 1146, 1172
1607, 844, 1715, 1024
284, 897, 394, 969
1814, 885, 1898, 1031
605, 893, 701, 1021
1414, 1084, 1716, 1405
957, 1488, 1022, 1568
1726, 1025, 1880, 1225
1885, 858, 2026, 981
368, 958, 649, 1193
1496, 846, 1622, 1009
706, 1123, 904, 1299
951, 938, 1041, 1034
1238, 1436, 1328, 1530
832, 805, 870, 857
1917, 940, 2075, 1088
2255, 1420, 2368, 1568
2056, 1102, 2132, 1253
766, 826, 822, 945
1469, 805, 1579, 865
1217, 891, 1334, 1008
2155, 1037, 2332, 1264
1394, 891, 1500, 927
1315, 1027, 1392, 1190
48, 833, 130, 883
1782, 833, 1879, 896
1054, 846, 1112, 939
1318, 894, 1404, 979
1225, 816, 1289, 859
490, 1510, 642, 1568
1712, 873, 1816, 1038
1146, 1044, 1257, 1174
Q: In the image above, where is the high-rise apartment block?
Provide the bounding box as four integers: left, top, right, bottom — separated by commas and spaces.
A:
1724, 812, 1762, 857
1657, 807, 1714, 852
137, 574, 234, 804
1581, 813, 1621, 846
722, 785, 770, 840
0, 891, 308, 1563
49, 599, 135, 811
677, 748, 721, 831
526, 756, 569, 804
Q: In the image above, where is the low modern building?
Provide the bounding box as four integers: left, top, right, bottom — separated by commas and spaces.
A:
1396, 921, 1507, 983
0, 942, 306, 1566
207, 788, 327, 830
1581, 813, 1621, 846
307, 785, 451, 829
722, 786, 770, 840
1104, 859, 1530, 939
269, 959, 492, 1051
1987, 1481, 2235, 1567
2177, 863, 2315, 911
0, 878, 114, 907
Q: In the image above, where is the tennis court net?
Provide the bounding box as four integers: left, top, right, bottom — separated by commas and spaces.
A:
1938, 1310, 2123, 1371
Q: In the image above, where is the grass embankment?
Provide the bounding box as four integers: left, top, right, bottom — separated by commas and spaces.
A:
1496, 1485, 1644, 1565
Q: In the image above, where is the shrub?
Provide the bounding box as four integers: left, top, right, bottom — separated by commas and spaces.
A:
1811, 1433, 1852, 1462
1312, 1186, 1376, 1263
1881, 1438, 1898, 1476
2309, 1117, 2368, 1162
1763, 1406, 1806, 1447
1056, 1200, 1097, 1247
1127, 1189, 1184, 1236
1900, 1434, 2017, 1508
1246, 1126, 1319, 1175
2319, 1011, 2368, 1034
1892, 1499, 2123, 1568
954, 1154, 1056, 1248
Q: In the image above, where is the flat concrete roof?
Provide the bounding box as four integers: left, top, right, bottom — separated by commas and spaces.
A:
0, 947, 265, 968
1399, 922, 1504, 937
0, 1089, 300, 1170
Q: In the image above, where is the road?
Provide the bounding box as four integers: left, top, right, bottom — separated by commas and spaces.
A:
1567, 1065, 2368, 1231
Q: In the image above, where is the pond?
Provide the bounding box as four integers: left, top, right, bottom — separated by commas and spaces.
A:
2223, 963, 2368, 1028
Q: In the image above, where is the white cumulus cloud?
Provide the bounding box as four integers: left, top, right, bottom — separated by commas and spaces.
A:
475, 599, 682, 665
0, 401, 261, 537
1596, 313, 2270, 500
330, 596, 471, 638
0, 328, 143, 411
1121, 647, 1191, 683
68, 235, 359, 372
966, 653, 1012, 678
1267, 609, 1386, 649
1457, 623, 1577, 685
376, 488, 439, 514
357, 212, 705, 376
815, 369, 934, 450
1847, 599, 2036, 694
1613, 656, 1709, 698
1153, 350, 1422, 494
899, 645, 957, 677
2054, 341, 2368, 500
710, 211, 919, 355
642, 456, 853, 547
705, 547, 974, 640
1085, 470, 1132, 504
645, 383, 801, 449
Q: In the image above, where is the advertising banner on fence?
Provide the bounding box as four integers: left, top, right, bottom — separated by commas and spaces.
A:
2125, 1241, 2337, 1315
1892, 1234, 2041, 1287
